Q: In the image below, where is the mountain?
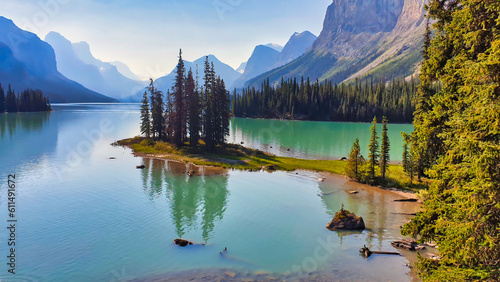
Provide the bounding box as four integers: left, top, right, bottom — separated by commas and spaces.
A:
247, 0, 426, 87
274, 31, 317, 68
45, 32, 146, 100
232, 45, 281, 88
123, 55, 241, 102
236, 62, 247, 74
0, 17, 115, 103
264, 43, 284, 52
109, 61, 141, 81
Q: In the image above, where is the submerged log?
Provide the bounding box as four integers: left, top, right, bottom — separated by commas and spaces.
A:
173, 239, 205, 247
391, 239, 425, 251
349, 191, 359, 195
394, 198, 418, 202
136, 165, 146, 169
360, 245, 401, 258
187, 170, 196, 177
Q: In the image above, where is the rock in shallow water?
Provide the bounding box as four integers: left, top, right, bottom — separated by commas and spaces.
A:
326, 208, 365, 231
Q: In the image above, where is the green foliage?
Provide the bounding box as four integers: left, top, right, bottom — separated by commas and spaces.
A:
148, 79, 165, 139
233, 76, 418, 123
403, 1, 500, 280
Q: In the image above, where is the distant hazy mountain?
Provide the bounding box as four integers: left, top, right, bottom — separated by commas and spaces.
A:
264, 43, 284, 52
274, 31, 317, 68
236, 62, 247, 74
45, 32, 146, 100
232, 45, 280, 88
247, 0, 426, 87
0, 17, 115, 103
123, 55, 241, 102
109, 61, 141, 81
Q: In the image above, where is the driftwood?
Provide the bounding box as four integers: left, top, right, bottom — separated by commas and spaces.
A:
360, 245, 400, 258
394, 198, 418, 202
136, 165, 146, 169
391, 239, 425, 251
391, 212, 417, 216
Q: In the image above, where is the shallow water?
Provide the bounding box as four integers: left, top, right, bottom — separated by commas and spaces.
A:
0, 104, 421, 281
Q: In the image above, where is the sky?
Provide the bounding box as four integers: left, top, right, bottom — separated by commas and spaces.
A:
0, 0, 332, 80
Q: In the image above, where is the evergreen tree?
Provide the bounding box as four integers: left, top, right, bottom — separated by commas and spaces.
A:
172, 49, 186, 146
0, 84, 5, 113
186, 68, 200, 147
367, 117, 379, 181
140, 91, 151, 138
148, 79, 164, 139
345, 138, 363, 180
203, 57, 216, 151
5, 85, 17, 112
402, 1, 500, 280
380, 116, 390, 178
401, 132, 413, 183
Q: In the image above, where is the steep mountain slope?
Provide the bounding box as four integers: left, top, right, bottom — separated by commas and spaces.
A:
236, 62, 247, 74
232, 45, 280, 88
123, 55, 240, 102
248, 0, 426, 87
109, 61, 141, 81
45, 33, 146, 100
0, 17, 115, 103
275, 31, 317, 68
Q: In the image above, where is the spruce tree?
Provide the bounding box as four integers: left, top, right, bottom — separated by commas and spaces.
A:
186, 68, 200, 147
172, 49, 186, 146
380, 116, 390, 178
203, 57, 216, 151
367, 117, 379, 181
345, 138, 363, 180
401, 132, 413, 183
148, 79, 164, 139
140, 91, 151, 138
5, 85, 17, 113
0, 84, 5, 113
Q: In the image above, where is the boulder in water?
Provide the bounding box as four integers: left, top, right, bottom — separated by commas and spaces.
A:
174, 239, 194, 247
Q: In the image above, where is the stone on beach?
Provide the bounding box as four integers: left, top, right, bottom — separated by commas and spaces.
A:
391, 239, 426, 251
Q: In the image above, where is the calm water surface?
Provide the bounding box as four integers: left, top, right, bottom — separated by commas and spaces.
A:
0, 104, 419, 281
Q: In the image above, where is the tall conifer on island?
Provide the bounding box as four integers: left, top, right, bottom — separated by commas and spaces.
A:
402, 1, 500, 280
148, 79, 164, 139
0, 83, 5, 113
186, 68, 200, 147
380, 116, 390, 178
172, 49, 186, 146
367, 117, 379, 181
140, 91, 151, 138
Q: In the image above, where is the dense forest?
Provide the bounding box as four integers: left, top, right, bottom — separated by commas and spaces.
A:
0, 84, 51, 113
397, 1, 500, 280
232, 76, 427, 123
140, 51, 231, 151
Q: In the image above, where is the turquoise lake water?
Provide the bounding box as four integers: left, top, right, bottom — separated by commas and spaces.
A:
0, 104, 419, 281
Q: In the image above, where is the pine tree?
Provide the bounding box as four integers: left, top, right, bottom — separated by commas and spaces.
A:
345, 138, 363, 180
367, 117, 379, 181
0, 84, 5, 113
5, 85, 17, 112
380, 116, 390, 178
148, 79, 164, 139
171, 49, 186, 147
186, 68, 200, 147
140, 91, 151, 138
401, 132, 413, 183
203, 57, 216, 151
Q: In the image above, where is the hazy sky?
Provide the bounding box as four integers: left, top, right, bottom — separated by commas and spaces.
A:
0, 0, 332, 79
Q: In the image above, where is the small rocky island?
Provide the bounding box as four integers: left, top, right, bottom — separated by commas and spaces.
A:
326, 205, 365, 231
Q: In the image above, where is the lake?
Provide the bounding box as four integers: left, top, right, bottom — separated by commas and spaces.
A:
0, 104, 421, 281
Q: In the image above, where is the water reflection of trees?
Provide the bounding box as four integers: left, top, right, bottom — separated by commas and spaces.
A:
0, 112, 51, 139
140, 158, 229, 242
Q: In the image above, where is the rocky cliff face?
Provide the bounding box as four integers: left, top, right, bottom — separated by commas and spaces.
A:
247, 0, 427, 87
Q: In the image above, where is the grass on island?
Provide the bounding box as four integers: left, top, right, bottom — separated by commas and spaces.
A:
116, 137, 429, 193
